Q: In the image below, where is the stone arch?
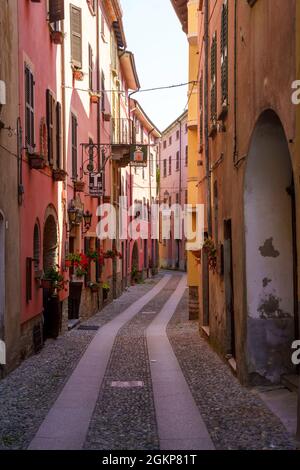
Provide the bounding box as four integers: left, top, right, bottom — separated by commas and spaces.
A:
244, 109, 296, 383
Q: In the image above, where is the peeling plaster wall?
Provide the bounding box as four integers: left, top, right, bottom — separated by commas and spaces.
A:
244, 112, 294, 383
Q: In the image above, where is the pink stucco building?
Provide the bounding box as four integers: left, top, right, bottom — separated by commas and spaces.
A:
159, 110, 188, 271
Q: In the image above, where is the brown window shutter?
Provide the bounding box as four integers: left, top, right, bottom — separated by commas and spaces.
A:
70, 5, 82, 68
25, 65, 35, 150
46, 89, 54, 165
56, 102, 62, 169
49, 0, 65, 23
71, 114, 78, 179
88, 44, 93, 91
26, 257, 32, 303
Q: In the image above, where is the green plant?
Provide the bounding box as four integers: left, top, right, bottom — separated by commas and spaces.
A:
43, 266, 67, 292
102, 282, 110, 291
203, 237, 217, 272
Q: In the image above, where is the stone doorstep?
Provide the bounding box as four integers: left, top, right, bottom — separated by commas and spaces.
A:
281, 374, 299, 392
68, 319, 80, 331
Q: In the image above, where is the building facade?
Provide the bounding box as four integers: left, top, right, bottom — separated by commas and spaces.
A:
172, 0, 300, 388
159, 110, 188, 271
0, 0, 160, 375
0, 0, 21, 374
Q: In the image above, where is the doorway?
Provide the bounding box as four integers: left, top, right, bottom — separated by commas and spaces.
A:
244, 110, 296, 383
224, 220, 235, 358
0, 211, 5, 342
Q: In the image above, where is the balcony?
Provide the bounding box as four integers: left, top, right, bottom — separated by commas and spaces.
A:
111, 118, 134, 167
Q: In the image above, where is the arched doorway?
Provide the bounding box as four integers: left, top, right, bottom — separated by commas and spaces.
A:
43, 213, 60, 339
0, 211, 5, 342
244, 110, 297, 383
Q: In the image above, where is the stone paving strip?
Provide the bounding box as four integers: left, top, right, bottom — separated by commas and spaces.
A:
0, 275, 163, 450
167, 290, 297, 450
29, 274, 171, 450
147, 274, 214, 451
84, 275, 182, 450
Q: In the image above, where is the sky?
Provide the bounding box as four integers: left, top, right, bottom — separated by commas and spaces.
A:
121, 0, 188, 132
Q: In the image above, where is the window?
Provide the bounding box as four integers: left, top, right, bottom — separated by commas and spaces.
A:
88, 44, 93, 91
169, 136, 172, 146
176, 193, 179, 204
185, 190, 188, 205
46, 89, 56, 166
169, 156, 172, 175
163, 159, 167, 178
185, 145, 188, 166
49, 0, 65, 23
70, 5, 82, 68
101, 71, 105, 111
26, 257, 32, 303
163, 140, 167, 149
71, 113, 78, 179
210, 32, 217, 121
176, 130, 180, 140
221, 1, 228, 105
185, 123, 188, 133
25, 65, 35, 151
176, 151, 180, 171
88, 137, 94, 170
56, 102, 62, 168
33, 223, 40, 272
140, 125, 144, 143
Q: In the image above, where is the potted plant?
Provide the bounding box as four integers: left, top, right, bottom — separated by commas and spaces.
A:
88, 281, 100, 293
74, 180, 85, 192
66, 253, 89, 281
89, 91, 101, 104
73, 68, 84, 81
41, 266, 67, 294
52, 168, 67, 182
28, 153, 46, 170
50, 30, 65, 45
202, 237, 217, 273
102, 282, 110, 301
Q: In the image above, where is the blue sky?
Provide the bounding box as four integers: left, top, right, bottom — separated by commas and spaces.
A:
121, 0, 188, 132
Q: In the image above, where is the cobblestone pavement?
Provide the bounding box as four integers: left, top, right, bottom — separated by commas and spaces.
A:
0, 276, 162, 450
167, 290, 297, 450
84, 275, 182, 450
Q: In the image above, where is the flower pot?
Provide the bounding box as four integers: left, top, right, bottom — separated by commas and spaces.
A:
71, 274, 84, 283
28, 153, 46, 170
73, 69, 84, 81
90, 285, 99, 293
90, 93, 100, 104
103, 112, 111, 122
41, 279, 52, 290
50, 30, 64, 45
74, 180, 85, 192
52, 168, 67, 182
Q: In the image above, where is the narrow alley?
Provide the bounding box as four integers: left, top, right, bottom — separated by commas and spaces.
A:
0, 273, 296, 451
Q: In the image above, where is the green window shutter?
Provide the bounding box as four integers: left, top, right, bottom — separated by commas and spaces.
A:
221, 1, 228, 104
70, 5, 82, 68
56, 102, 62, 169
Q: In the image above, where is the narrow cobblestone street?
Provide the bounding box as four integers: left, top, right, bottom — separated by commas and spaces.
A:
0, 272, 297, 450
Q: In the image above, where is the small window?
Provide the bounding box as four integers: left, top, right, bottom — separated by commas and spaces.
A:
163, 140, 167, 149
185, 145, 188, 166
163, 159, 167, 178
169, 136, 172, 146
169, 156, 172, 175
185, 190, 188, 205
176, 151, 180, 171
88, 44, 93, 91
176, 130, 180, 140
49, 0, 65, 23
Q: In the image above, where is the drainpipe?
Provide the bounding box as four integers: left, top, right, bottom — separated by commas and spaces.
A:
177, 117, 182, 268
204, 0, 212, 236
233, 0, 238, 164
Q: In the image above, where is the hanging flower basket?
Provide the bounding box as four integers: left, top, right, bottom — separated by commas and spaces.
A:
73, 69, 84, 81
89, 92, 101, 104
52, 168, 67, 182
74, 180, 85, 192
50, 30, 65, 45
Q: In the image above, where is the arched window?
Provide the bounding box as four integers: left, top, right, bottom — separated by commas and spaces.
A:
33, 223, 40, 272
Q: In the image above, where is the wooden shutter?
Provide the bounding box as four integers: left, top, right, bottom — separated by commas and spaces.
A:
101, 71, 105, 111
221, 1, 228, 104
71, 114, 77, 179
70, 5, 82, 68
56, 102, 62, 169
210, 33, 217, 121
88, 44, 93, 91
25, 65, 34, 150
49, 0, 65, 23
199, 74, 203, 146
46, 90, 56, 166
26, 257, 32, 303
